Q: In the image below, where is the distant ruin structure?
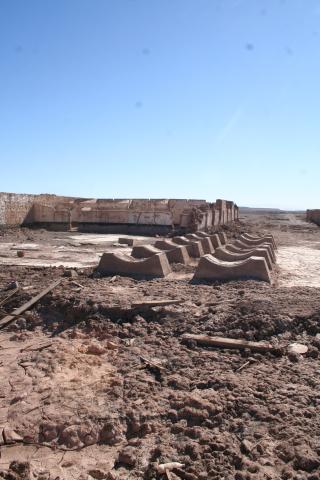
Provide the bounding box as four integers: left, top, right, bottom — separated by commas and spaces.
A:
0, 192, 239, 234
306, 209, 320, 226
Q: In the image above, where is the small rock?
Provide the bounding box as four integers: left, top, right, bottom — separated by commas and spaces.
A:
294, 447, 319, 472
118, 446, 137, 466
288, 343, 308, 355
16, 317, 27, 329
5, 280, 19, 290
10, 393, 28, 404
88, 469, 108, 479
3, 427, 23, 443
80, 341, 106, 355
9, 461, 30, 479
306, 346, 318, 359
157, 462, 186, 474
37, 473, 51, 480
241, 439, 253, 454
106, 340, 118, 350
288, 351, 301, 363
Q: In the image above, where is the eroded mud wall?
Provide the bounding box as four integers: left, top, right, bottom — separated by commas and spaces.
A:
307, 209, 320, 226
0, 192, 36, 226
0, 193, 76, 226
0, 192, 239, 232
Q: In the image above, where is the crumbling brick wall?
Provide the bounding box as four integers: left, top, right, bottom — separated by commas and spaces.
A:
306, 209, 320, 226
0, 192, 75, 226
0, 192, 239, 232
0, 192, 37, 226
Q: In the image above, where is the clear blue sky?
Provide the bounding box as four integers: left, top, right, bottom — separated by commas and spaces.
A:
1, 0, 320, 209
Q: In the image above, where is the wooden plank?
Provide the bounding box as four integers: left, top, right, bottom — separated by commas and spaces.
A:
181, 333, 273, 352
0, 279, 62, 329
132, 299, 184, 308
0, 288, 19, 307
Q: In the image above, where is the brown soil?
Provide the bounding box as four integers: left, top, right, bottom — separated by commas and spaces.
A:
0, 214, 319, 480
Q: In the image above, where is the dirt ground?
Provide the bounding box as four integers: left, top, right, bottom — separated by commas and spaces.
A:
0, 214, 319, 480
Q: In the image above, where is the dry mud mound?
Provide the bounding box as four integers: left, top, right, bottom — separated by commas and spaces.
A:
0, 263, 320, 479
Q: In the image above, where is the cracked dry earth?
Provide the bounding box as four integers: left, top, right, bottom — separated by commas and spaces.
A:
0, 214, 320, 480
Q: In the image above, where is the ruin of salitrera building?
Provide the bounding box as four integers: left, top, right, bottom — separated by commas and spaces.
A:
0, 192, 239, 234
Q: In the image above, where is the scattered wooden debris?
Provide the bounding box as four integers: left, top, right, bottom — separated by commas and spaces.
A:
22, 285, 34, 291
109, 275, 118, 282
70, 281, 84, 288
0, 287, 19, 307
235, 360, 251, 372
140, 355, 165, 371
106, 340, 118, 350
132, 299, 185, 308
0, 279, 62, 329
157, 463, 185, 474
165, 469, 172, 480
181, 333, 274, 353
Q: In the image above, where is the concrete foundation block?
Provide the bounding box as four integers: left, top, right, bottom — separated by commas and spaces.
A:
118, 237, 138, 246
185, 234, 214, 254
171, 236, 204, 258
133, 243, 190, 265
154, 239, 180, 250
214, 246, 273, 270
230, 240, 276, 263
193, 255, 271, 283
210, 234, 222, 248
238, 235, 275, 249
97, 252, 171, 277
241, 233, 277, 249
217, 232, 228, 245
154, 240, 191, 264
196, 231, 222, 248
131, 244, 162, 259
195, 231, 210, 238
237, 236, 275, 250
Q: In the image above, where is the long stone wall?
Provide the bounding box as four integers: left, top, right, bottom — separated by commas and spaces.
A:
306, 209, 320, 226
0, 192, 239, 233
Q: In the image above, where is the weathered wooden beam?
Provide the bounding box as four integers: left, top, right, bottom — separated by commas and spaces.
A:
181, 333, 273, 352
0, 287, 19, 307
132, 299, 184, 308
0, 279, 62, 329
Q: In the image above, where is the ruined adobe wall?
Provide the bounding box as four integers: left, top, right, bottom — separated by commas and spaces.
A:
0, 192, 239, 233
72, 198, 236, 233
0, 192, 76, 226
306, 209, 320, 226
71, 198, 210, 234
0, 192, 36, 226
32, 196, 238, 233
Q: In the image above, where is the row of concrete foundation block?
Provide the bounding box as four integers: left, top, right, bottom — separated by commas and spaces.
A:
96, 232, 277, 283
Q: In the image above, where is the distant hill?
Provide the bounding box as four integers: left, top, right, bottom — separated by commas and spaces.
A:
239, 207, 304, 214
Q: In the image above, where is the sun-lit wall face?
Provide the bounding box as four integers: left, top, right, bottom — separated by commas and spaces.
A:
0, 192, 239, 231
